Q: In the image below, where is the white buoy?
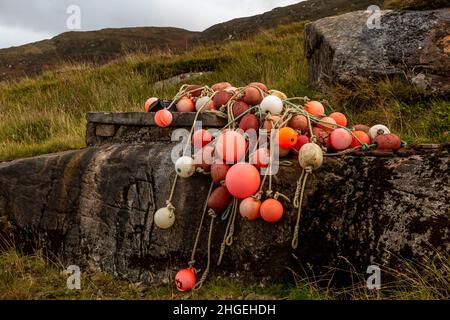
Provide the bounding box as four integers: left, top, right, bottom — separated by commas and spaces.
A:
298, 143, 323, 171
175, 156, 195, 178
195, 96, 212, 111
369, 124, 390, 140
260, 95, 283, 115
154, 207, 175, 229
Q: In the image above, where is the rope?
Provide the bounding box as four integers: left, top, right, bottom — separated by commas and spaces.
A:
291, 168, 310, 250
188, 181, 215, 267
217, 197, 238, 266
193, 209, 217, 291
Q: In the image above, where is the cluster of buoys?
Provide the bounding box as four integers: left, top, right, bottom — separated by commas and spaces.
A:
144, 81, 404, 292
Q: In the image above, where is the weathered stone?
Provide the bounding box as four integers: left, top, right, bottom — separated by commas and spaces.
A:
0, 142, 448, 285
95, 124, 116, 137
305, 9, 450, 96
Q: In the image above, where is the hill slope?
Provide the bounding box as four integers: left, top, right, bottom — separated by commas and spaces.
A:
0, 0, 384, 81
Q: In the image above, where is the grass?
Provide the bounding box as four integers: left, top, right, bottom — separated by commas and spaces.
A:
1, 248, 448, 300
0, 22, 449, 162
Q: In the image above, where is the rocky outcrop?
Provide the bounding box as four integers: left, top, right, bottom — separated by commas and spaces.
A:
305, 9, 450, 96
0, 113, 448, 285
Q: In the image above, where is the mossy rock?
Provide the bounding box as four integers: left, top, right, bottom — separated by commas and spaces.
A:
384, 0, 449, 10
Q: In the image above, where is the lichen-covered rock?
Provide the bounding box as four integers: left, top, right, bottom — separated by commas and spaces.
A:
305, 9, 450, 96
0, 143, 448, 285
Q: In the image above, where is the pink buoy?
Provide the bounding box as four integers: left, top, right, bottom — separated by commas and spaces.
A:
154, 109, 173, 127
215, 131, 247, 163
239, 197, 261, 221
330, 128, 353, 151
145, 97, 158, 112
192, 129, 213, 148
176, 97, 195, 112
225, 163, 261, 199
250, 148, 270, 169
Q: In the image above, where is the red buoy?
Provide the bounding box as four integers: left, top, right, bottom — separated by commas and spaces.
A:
292, 135, 310, 155
186, 84, 203, 97
208, 186, 232, 213
225, 163, 261, 199
249, 82, 268, 92
288, 115, 309, 133
239, 197, 261, 221
312, 127, 330, 149
215, 131, 247, 163
175, 268, 196, 292
243, 86, 263, 105
260, 199, 284, 223
375, 133, 401, 151
232, 101, 250, 118
193, 145, 214, 172
211, 163, 230, 183
154, 109, 173, 127
213, 91, 232, 109
212, 82, 232, 92
239, 113, 259, 132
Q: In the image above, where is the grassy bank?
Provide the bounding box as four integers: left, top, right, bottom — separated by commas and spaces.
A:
0, 249, 448, 300
0, 22, 449, 162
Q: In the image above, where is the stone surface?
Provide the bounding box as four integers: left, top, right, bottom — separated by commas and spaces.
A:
305, 9, 450, 96
0, 140, 448, 285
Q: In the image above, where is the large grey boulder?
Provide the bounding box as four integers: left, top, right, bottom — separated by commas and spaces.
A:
305, 9, 450, 96
0, 113, 449, 285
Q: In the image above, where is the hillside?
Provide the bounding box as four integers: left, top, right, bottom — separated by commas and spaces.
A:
0, 0, 384, 81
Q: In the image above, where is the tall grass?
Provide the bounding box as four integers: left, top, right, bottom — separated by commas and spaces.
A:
0, 22, 448, 161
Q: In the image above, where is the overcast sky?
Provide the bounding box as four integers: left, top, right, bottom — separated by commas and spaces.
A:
0, 0, 303, 49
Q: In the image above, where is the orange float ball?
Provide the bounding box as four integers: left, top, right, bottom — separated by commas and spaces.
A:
329, 112, 347, 127
239, 197, 261, 221
175, 268, 196, 292
260, 199, 284, 223
154, 109, 173, 127
225, 163, 261, 199
145, 97, 158, 112
176, 97, 195, 112
304, 101, 325, 116
215, 131, 247, 163
192, 129, 213, 148
350, 131, 371, 148
251, 148, 270, 169
317, 117, 337, 131
278, 127, 298, 149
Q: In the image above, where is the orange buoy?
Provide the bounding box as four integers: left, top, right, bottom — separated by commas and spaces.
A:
263, 115, 281, 130
175, 268, 196, 292
211, 163, 230, 183
292, 135, 310, 155
208, 186, 232, 213
154, 109, 173, 127
278, 127, 298, 149
249, 82, 268, 92
239, 114, 259, 132
213, 91, 232, 109
212, 82, 232, 92
260, 199, 284, 223
329, 112, 347, 127
215, 130, 247, 163
317, 117, 337, 131
186, 84, 203, 97
239, 197, 261, 221
193, 145, 214, 172
251, 148, 270, 169
350, 131, 371, 148
330, 128, 353, 151
176, 97, 195, 112
145, 97, 158, 112
225, 163, 261, 199
232, 101, 250, 118
243, 86, 264, 105
192, 129, 213, 148
304, 101, 325, 117
288, 115, 309, 133
375, 133, 401, 151
312, 127, 330, 149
